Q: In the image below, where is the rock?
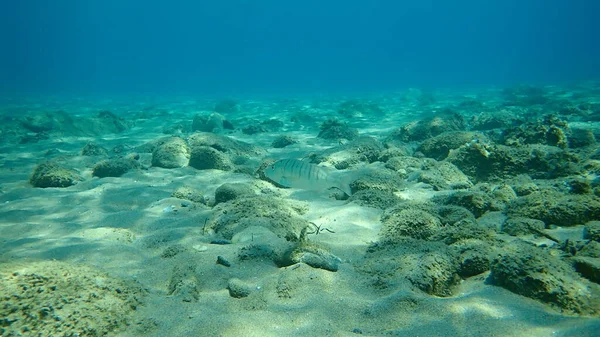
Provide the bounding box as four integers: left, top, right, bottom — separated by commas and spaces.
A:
502, 115, 569, 149
490, 243, 600, 314
171, 186, 207, 204
453, 241, 492, 278
387, 112, 465, 142
192, 112, 229, 133
242, 119, 283, 135
238, 244, 277, 261
272, 135, 297, 148
167, 264, 200, 302
350, 167, 405, 193
214, 99, 239, 114
161, 244, 187, 258
579, 240, 600, 258
470, 109, 522, 130
348, 189, 403, 210
318, 118, 359, 140
447, 142, 580, 182
312, 136, 384, 169
338, 100, 384, 118
163, 123, 189, 135
360, 239, 461, 296
384, 156, 425, 177
227, 278, 252, 298
278, 239, 341, 272
567, 178, 592, 194
187, 133, 265, 158
206, 196, 309, 241
418, 161, 473, 190
418, 131, 487, 160
214, 183, 254, 205
584, 221, 600, 241
0, 261, 144, 337
508, 175, 539, 196
216, 256, 231, 267
433, 191, 501, 218
380, 208, 442, 241
30, 161, 81, 188
20, 112, 57, 132
95, 110, 132, 133
507, 189, 600, 227
81, 142, 108, 156
188, 146, 234, 171
151, 136, 190, 168
92, 157, 141, 178
568, 127, 596, 148
571, 257, 600, 284
502, 217, 546, 236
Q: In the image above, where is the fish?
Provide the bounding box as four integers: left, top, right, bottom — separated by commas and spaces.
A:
264, 158, 352, 195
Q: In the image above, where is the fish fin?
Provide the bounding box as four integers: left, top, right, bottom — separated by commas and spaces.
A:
337, 182, 352, 196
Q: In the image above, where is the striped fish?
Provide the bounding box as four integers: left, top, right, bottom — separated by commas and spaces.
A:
264, 159, 352, 195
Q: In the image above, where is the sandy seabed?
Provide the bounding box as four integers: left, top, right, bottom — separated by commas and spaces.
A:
1, 85, 600, 336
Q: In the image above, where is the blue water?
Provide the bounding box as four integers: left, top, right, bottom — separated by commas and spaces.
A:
2, 0, 599, 95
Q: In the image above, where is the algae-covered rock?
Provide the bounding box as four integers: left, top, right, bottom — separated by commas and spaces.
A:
277, 232, 341, 272
92, 157, 142, 178
417, 161, 473, 190
380, 208, 442, 241
20, 112, 58, 132
507, 189, 600, 226
451, 240, 494, 278
214, 183, 255, 205
387, 113, 465, 142
490, 243, 600, 315
433, 190, 502, 218
384, 155, 426, 178
242, 119, 284, 135
360, 239, 461, 297
502, 217, 546, 236
207, 196, 310, 241
349, 167, 405, 193
188, 145, 234, 171
311, 136, 384, 169
0, 261, 145, 337
187, 132, 265, 158
167, 264, 200, 302
584, 221, 600, 242
508, 175, 539, 196
171, 186, 207, 204
447, 142, 580, 182
214, 99, 239, 114
470, 109, 523, 130
571, 257, 600, 284
318, 117, 359, 141
30, 161, 81, 188
227, 278, 253, 298
81, 142, 108, 156
502, 115, 569, 149
192, 112, 230, 133
418, 131, 487, 160
338, 100, 384, 118
271, 135, 297, 148
151, 136, 190, 168
348, 189, 403, 210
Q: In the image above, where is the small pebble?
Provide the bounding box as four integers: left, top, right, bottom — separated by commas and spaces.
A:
210, 239, 232, 245
192, 245, 208, 252
216, 255, 231, 267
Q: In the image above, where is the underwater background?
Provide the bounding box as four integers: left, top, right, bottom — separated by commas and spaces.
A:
2, 0, 600, 95
2, 1, 600, 337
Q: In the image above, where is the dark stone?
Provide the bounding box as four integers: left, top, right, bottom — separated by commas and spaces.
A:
216, 255, 231, 267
